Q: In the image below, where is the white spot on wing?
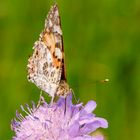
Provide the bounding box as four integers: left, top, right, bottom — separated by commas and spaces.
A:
55, 48, 62, 59
53, 25, 62, 35
47, 49, 53, 64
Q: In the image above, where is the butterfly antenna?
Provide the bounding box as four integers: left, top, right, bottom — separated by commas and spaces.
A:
72, 78, 110, 88
99, 78, 109, 83
70, 89, 79, 103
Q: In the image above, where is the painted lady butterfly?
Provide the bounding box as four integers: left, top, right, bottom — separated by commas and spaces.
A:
27, 3, 70, 101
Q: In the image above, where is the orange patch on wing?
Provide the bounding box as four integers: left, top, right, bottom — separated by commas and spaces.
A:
43, 33, 61, 68
43, 33, 55, 52
53, 57, 61, 68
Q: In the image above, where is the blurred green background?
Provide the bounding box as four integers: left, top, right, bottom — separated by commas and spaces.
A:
0, 0, 140, 139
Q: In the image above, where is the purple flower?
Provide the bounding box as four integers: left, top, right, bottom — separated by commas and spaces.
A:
11, 94, 108, 140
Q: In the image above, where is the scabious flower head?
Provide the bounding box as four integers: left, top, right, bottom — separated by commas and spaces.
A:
11, 94, 108, 140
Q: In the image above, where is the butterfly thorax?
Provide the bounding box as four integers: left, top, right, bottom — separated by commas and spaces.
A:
56, 80, 70, 97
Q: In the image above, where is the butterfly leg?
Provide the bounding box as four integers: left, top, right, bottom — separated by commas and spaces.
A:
37, 91, 43, 108
50, 96, 55, 106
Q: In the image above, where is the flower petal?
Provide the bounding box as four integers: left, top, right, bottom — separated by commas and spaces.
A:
72, 135, 103, 140
69, 121, 80, 137
80, 118, 108, 134
84, 101, 97, 113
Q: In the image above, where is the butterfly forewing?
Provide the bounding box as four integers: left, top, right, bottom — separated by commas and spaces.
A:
27, 4, 69, 98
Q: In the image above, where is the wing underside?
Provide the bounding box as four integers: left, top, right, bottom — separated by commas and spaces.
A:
27, 4, 66, 97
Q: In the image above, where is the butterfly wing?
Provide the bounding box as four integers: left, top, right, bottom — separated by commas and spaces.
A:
27, 4, 65, 97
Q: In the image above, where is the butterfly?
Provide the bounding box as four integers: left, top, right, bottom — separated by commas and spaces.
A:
27, 3, 70, 101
